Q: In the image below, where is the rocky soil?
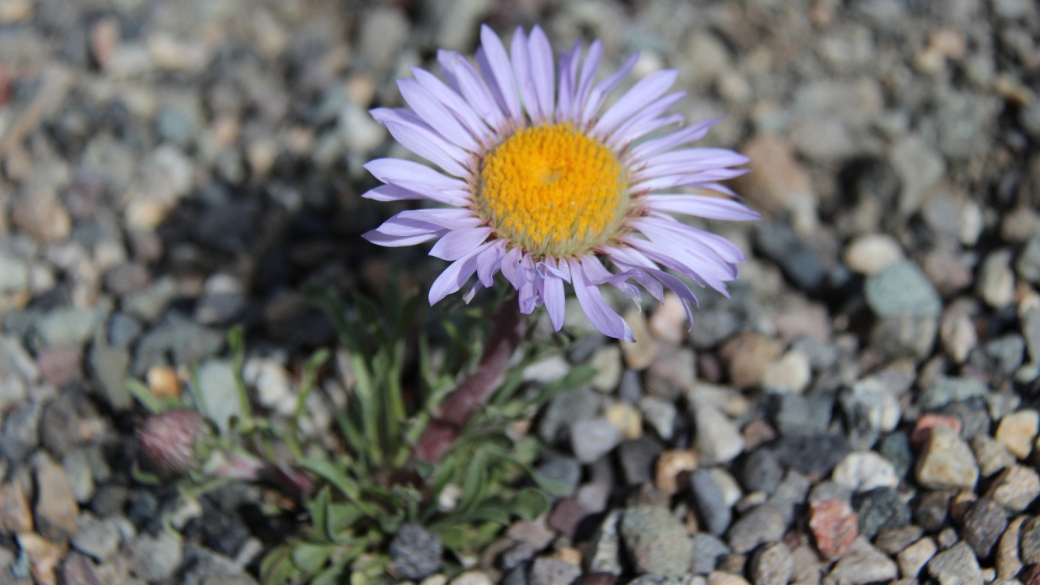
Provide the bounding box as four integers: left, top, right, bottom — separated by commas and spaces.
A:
1, 0, 1040, 584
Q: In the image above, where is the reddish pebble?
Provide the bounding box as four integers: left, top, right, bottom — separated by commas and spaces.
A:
36, 347, 82, 386
547, 498, 590, 540
1021, 564, 1040, 585
910, 414, 963, 448
809, 499, 858, 560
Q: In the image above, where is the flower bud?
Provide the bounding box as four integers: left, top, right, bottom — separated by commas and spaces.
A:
136, 409, 208, 475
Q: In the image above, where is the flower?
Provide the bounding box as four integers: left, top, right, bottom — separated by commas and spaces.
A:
136, 409, 209, 475
363, 25, 759, 341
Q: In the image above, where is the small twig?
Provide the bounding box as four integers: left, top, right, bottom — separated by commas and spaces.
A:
414, 298, 524, 463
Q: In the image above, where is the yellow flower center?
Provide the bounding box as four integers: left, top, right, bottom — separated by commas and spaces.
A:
477, 123, 629, 258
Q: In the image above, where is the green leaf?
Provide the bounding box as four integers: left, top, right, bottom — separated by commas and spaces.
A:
511, 488, 551, 520
327, 503, 364, 537
291, 542, 335, 572
299, 459, 377, 517
125, 379, 163, 414
311, 559, 348, 585
260, 545, 299, 585
307, 487, 331, 537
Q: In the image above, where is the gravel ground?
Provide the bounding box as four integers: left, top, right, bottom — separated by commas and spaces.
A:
2, 0, 1040, 584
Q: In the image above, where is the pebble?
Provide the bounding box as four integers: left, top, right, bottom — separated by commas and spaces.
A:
869, 315, 937, 361
71, 514, 123, 562
622, 310, 659, 371
0, 480, 33, 535
876, 525, 925, 555
694, 405, 744, 464
1020, 516, 1040, 563
35, 457, 80, 542
898, 537, 938, 578
915, 425, 979, 490
918, 376, 988, 411
740, 134, 814, 214
389, 523, 442, 580
996, 516, 1025, 579
62, 448, 96, 503
692, 532, 731, 574
17, 532, 65, 585
529, 557, 581, 585
978, 250, 1016, 309
971, 435, 1016, 477
986, 465, 1040, 512
823, 537, 898, 585
879, 432, 913, 478
719, 332, 783, 388
844, 234, 903, 275
537, 457, 581, 497
775, 393, 833, 438
777, 434, 849, 476
589, 511, 623, 576
761, 350, 812, 393
451, 571, 495, 585
727, 502, 791, 554
539, 388, 600, 444
741, 450, 785, 495
853, 487, 911, 539
995, 410, 1038, 459
890, 135, 945, 215
831, 452, 899, 493
604, 402, 642, 441
571, 418, 621, 463
653, 449, 696, 496
638, 397, 677, 441
620, 506, 693, 577
864, 261, 942, 318
927, 542, 984, 585
129, 531, 184, 582
650, 293, 689, 345
1017, 236, 1040, 284
962, 498, 1007, 558
618, 437, 665, 485
589, 345, 623, 392
709, 573, 752, 585
690, 468, 731, 535
749, 542, 794, 585
644, 346, 697, 399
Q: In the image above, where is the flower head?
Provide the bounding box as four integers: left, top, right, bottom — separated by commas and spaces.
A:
136, 409, 209, 475
363, 25, 759, 341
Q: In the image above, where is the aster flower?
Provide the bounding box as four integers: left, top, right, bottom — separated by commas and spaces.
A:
363, 25, 759, 341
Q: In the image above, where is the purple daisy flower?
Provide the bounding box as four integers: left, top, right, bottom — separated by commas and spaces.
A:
363, 25, 759, 341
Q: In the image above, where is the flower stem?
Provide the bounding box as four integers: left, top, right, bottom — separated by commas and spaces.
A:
415, 298, 524, 463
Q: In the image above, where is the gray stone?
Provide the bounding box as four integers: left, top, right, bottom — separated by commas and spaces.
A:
88, 344, 131, 411
0, 252, 29, 293
971, 435, 1016, 477
618, 436, 665, 485
1, 399, 41, 462
978, 250, 1016, 309
1022, 309, 1040, 364
34, 457, 79, 541
962, 498, 1007, 558
1017, 236, 1040, 284
927, 541, 984, 585
824, 537, 898, 585
108, 312, 143, 348
620, 506, 693, 577
133, 314, 225, 376
693, 405, 744, 464
691, 532, 731, 574
935, 90, 1000, 160
571, 418, 621, 463
62, 448, 96, 503
986, 465, 1040, 513
875, 525, 924, 555
918, 377, 988, 411
915, 425, 979, 490
589, 510, 623, 575
124, 277, 178, 323
389, 523, 442, 580
538, 387, 600, 444
529, 558, 581, 585
129, 531, 184, 582
691, 468, 732, 535
864, 261, 942, 318
727, 503, 792, 554
890, 135, 945, 215
741, 450, 785, 495
870, 316, 937, 361
985, 335, 1026, 376
36, 307, 102, 347
750, 542, 794, 585
638, 397, 677, 441
537, 456, 581, 497
773, 393, 833, 437
71, 514, 122, 561
358, 7, 410, 71
1019, 516, 1040, 563
897, 537, 937, 579
852, 487, 910, 539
